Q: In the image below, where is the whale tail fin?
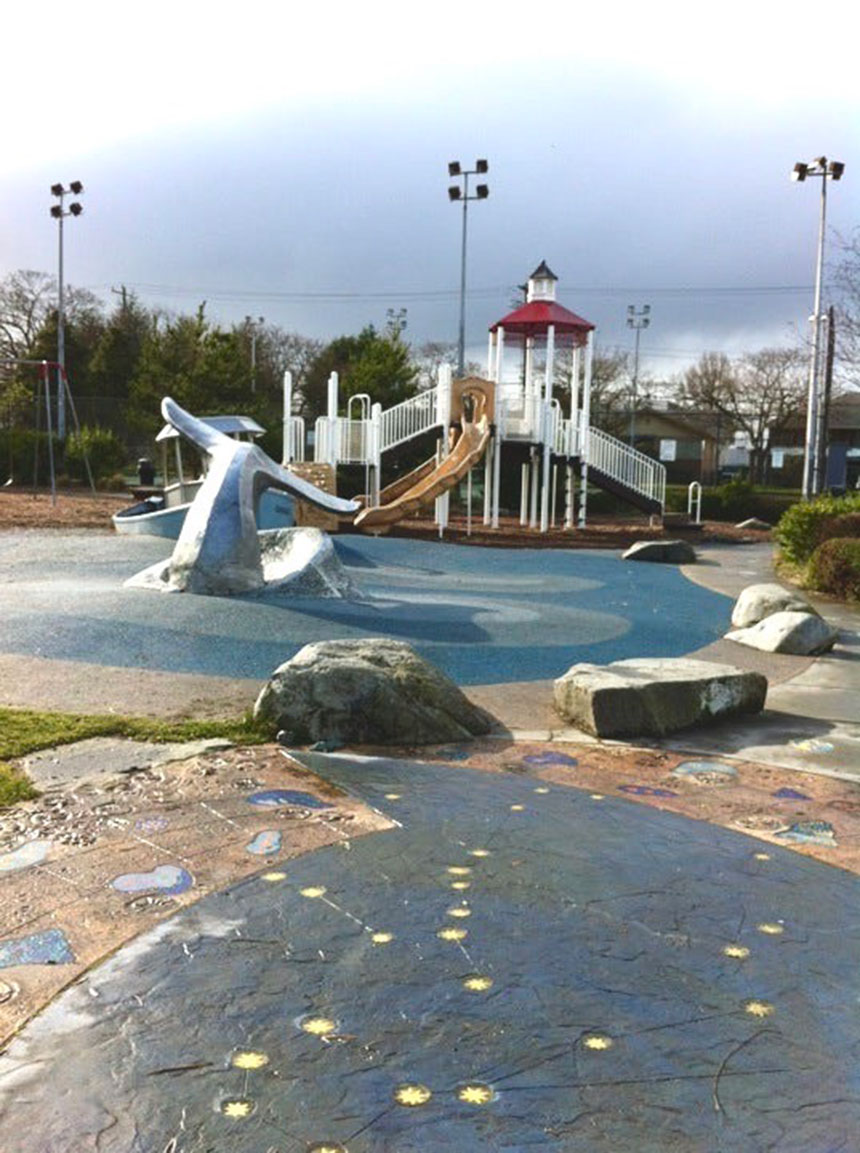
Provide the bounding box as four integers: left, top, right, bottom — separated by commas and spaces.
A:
161, 397, 232, 454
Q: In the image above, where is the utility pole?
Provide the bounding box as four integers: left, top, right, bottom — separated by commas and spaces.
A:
817, 305, 836, 493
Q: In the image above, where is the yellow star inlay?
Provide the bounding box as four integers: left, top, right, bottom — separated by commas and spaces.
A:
447, 906, 471, 918
394, 1083, 432, 1106
450, 880, 471, 891
308, 1144, 347, 1153
534, 787, 550, 794
463, 975, 493, 992
301, 1016, 337, 1035
510, 804, 525, 812
371, 932, 394, 945
744, 999, 775, 1018
447, 866, 472, 876
261, 871, 287, 882
457, 1083, 495, 1105
231, 1050, 268, 1069
582, 1034, 613, 1050
437, 927, 468, 941
757, 922, 784, 935
300, 886, 327, 898
385, 793, 401, 800
220, 1098, 253, 1118
469, 849, 490, 858
722, 944, 750, 960
590, 794, 605, 801
754, 852, 771, 861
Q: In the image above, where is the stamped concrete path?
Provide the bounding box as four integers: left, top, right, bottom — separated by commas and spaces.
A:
1, 750, 858, 1151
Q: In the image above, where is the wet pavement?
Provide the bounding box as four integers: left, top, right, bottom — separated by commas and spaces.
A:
1, 750, 858, 1152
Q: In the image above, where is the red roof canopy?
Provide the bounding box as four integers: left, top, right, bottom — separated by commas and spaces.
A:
490, 300, 594, 342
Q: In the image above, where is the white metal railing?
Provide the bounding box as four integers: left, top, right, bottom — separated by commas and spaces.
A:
586, 426, 666, 509
555, 411, 583, 459
688, 480, 702, 524
313, 417, 374, 464
379, 390, 439, 452
283, 416, 305, 463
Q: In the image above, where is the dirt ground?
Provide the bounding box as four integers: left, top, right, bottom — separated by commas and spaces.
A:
0, 487, 771, 546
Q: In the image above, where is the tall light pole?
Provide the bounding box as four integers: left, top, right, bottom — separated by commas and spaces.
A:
792, 156, 844, 499
50, 181, 84, 440
627, 304, 650, 448
448, 159, 489, 377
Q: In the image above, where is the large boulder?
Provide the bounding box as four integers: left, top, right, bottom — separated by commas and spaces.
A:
731, 582, 817, 628
622, 540, 697, 564
553, 657, 767, 738
726, 610, 838, 656
254, 638, 494, 745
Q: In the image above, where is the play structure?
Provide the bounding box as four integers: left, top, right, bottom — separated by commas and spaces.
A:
282, 263, 667, 533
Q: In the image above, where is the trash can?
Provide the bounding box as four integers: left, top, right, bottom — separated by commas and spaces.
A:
137, 457, 155, 487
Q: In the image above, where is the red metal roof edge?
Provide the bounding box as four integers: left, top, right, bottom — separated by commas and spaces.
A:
489, 299, 595, 335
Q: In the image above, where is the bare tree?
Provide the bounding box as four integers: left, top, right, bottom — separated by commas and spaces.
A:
677, 348, 806, 482
834, 228, 860, 385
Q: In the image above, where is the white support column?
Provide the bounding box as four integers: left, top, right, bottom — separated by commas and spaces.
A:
550, 464, 558, 528
529, 450, 539, 528
487, 331, 494, 379
492, 430, 502, 528
483, 436, 492, 524
437, 362, 452, 432
327, 371, 339, 467
520, 462, 529, 524
540, 325, 556, 532
494, 326, 505, 383
371, 402, 382, 507
579, 331, 594, 528
570, 346, 581, 454
282, 370, 293, 464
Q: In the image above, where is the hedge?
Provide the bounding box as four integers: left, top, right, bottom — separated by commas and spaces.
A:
807, 537, 860, 601
775, 493, 860, 565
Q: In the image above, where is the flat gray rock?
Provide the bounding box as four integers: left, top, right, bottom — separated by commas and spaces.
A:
735, 517, 771, 530
622, 539, 696, 564
254, 638, 494, 745
731, 582, 817, 628
726, 610, 838, 656
19, 737, 233, 788
554, 657, 767, 738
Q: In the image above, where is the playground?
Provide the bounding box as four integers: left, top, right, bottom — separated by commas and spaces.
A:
1, 269, 859, 1151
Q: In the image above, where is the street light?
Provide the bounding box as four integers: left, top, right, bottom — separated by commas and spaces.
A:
50, 181, 84, 439
448, 158, 489, 377
627, 304, 651, 448
792, 156, 844, 498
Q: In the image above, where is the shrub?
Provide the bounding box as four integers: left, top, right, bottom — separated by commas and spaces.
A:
807, 537, 860, 601
0, 429, 60, 483
64, 425, 125, 483
775, 493, 860, 565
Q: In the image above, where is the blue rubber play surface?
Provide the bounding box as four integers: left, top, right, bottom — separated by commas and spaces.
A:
0, 532, 732, 685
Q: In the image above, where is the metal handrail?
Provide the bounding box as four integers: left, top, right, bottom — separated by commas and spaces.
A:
379, 390, 439, 452
587, 425, 666, 509
313, 416, 373, 464
688, 480, 702, 524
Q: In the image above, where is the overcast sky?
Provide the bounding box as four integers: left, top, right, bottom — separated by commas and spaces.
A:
1, 1, 857, 380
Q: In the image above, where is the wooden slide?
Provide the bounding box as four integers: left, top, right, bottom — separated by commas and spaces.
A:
354, 384, 492, 531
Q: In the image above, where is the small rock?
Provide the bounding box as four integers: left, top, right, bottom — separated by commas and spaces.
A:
735, 517, 771, 530
726, 610, 838, 655
622, 540, 697, 564
731, 583, 818, 628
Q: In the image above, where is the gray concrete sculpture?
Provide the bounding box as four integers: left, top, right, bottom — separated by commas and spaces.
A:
128, 397, 359, 595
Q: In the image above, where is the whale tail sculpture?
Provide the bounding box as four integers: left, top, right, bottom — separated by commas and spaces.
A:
131, 398, 359, 595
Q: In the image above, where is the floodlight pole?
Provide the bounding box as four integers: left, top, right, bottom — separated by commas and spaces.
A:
793, 157, 843, 499
448, 160, 489, 377
50, 181, 84, 439
627, 304, 650, 449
